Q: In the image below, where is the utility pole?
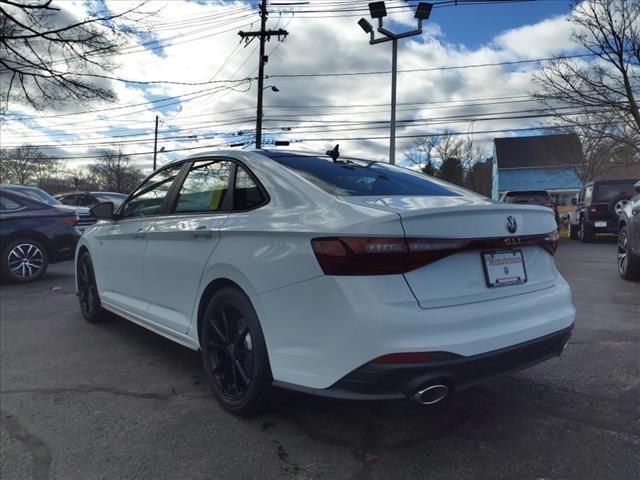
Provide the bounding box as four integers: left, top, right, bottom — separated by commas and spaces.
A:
239, 0, 288, 149
153, 115, 159, 171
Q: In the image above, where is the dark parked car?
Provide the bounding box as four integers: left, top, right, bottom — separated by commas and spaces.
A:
571, 179, 639, 242
500, 190, 560, 225
0, 189, 81, 283
2, 184, 96, 231
55, 191, 127, 208
617, 180, 640, 281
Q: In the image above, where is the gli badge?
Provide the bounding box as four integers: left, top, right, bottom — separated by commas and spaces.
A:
505, 216, 518, 234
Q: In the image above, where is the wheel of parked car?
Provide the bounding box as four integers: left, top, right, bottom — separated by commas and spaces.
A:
611, 196, 630, 217
580, 221, 593, 243
617, 225, 640, 281
1, 238, 48, 283
77, 252, 110, 323
569, 223, 579, 240
200, 287, 273, 415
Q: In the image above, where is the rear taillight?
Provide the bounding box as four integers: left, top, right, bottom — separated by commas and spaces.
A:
311, 231, 560, 276
60, 215, 79, 227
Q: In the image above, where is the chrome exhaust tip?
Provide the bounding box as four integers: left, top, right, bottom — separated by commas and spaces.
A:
412, 384, 449, 405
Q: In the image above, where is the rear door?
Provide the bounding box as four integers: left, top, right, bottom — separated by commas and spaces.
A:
142, 159, 234, 334
92, 163, 185, 318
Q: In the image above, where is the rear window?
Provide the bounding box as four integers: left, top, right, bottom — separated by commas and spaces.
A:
504, 191, 550, 204
593, 182, 637, 202
269, 155, 461, 197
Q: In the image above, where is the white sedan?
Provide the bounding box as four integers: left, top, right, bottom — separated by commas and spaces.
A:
75, 150, 575, 414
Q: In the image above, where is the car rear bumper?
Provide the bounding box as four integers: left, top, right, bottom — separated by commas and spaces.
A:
255, 272, 576, 391
274, 326, 573, 400
585, 219, 618, 234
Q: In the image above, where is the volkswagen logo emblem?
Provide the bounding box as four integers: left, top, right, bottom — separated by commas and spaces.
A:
505, 216, 518, 234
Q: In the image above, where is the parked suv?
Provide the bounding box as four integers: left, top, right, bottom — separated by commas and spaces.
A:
617, 180, 640, 281
570, 179, 639, 242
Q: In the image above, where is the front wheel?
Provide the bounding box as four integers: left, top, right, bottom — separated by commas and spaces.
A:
569, 223, 579, 240
200, 287, 273, 415
77, 252, 110, 323
618, 226, 640, 281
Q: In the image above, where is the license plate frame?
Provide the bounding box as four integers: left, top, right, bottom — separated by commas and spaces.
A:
481, 249, 527, 288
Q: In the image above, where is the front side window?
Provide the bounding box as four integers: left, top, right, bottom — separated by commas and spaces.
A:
584, 186, 593, 203
174, 160, 233, 213
121, 164, 183, 218
234, 166, 265, 210
269, 154, 463, 197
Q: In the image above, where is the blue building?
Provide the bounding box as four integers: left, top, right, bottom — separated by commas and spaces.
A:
492, 133, 584, 205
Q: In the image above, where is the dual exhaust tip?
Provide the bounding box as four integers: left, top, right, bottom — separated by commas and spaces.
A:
412, 383, 449, 405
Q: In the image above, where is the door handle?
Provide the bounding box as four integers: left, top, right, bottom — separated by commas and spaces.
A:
191, 230, 213, 239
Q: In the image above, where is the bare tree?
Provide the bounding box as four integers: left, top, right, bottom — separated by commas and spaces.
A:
88, 147, 143, 193
535, 0, 640, 151
0, 144, 57, 184
0, 0, 148, 110
404, 136, 439, 175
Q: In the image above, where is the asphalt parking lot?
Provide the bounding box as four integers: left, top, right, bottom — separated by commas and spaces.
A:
1, 239, 638, 480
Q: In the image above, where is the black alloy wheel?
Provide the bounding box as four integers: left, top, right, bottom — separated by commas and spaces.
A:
618, 226, 640, 281
201, 287, 272, 415
77, 253, 109, 323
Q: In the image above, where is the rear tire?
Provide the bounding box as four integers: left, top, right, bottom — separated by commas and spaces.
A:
580, 221, 593, 243
77, 252, 110, 323
200, 287, 273, 415
569, 224, 579, 240
618, 225, 640, 281
1, 238, 48, 283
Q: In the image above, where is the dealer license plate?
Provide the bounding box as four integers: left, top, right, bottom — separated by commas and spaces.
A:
481, 250, 527, 288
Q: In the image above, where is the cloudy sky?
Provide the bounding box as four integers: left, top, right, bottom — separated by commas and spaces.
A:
2, 0, 584, 173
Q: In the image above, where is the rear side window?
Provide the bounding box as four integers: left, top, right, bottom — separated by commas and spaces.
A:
0, 193, 23, 211
593, 182, 636, 202
174, 160, 233, 213
504, 191, 550, 204
269, 155, 461, 197
234, 166, 265, 210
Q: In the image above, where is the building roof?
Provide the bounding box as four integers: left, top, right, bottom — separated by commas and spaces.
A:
494, 134, 584, 169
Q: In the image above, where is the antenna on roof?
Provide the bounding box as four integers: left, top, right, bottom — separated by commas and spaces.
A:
326, 144, 340, 162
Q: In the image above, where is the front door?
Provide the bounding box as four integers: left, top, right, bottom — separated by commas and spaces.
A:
143, 159, 234, 334
93, 163, 185, 318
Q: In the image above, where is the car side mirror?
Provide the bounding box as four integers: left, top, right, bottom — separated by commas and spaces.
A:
571, 198, 577, 206
90, 201, 115, 220
634, 180, 640, 194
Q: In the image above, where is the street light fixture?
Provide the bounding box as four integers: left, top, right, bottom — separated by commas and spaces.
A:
358, 1, 433, 165
263, 85, 280, 92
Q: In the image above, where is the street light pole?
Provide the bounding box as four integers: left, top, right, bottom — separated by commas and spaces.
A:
390, 38, 398, 165
358, 2, 432, 165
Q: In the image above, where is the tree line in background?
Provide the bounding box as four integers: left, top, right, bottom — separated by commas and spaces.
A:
404, 132, 493, 196
0, 145, 144, 194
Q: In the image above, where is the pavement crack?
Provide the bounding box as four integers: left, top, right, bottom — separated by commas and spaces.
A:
1, 409, 51, 480
1, 385, 171, 400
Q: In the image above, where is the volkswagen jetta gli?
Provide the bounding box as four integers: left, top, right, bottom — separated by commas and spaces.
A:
75, 150, 575, 414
